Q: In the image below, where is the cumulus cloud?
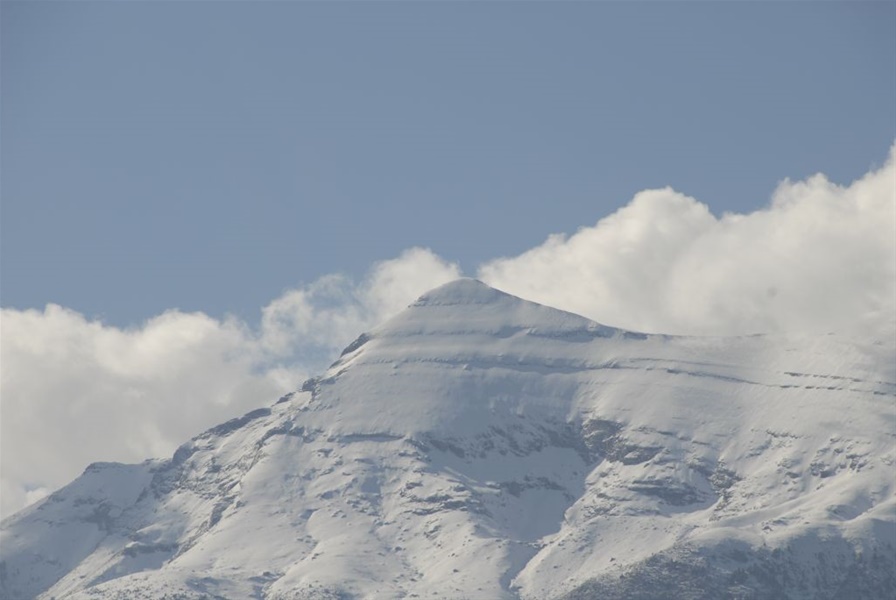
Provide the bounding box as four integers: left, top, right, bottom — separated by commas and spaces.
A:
258, 247, 462, 359
0, 305, 285, 519
0, 248, 460, 518
479, 145, 896, 338
3, 150, 894, 519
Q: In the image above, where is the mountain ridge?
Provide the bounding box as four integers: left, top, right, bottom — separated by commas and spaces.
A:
2, 279, 894, 599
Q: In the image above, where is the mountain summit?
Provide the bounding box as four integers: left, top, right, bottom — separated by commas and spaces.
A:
412, 277, 513, 304
2, 280, 894, 599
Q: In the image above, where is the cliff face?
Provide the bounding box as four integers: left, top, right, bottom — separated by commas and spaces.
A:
3, 279, 894, 600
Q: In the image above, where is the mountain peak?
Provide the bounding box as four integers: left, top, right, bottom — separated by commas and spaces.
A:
412, 278, 509, 307
374, 277, 603, 341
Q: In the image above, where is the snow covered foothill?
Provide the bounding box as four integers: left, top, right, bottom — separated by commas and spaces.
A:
1, 278, 894, 599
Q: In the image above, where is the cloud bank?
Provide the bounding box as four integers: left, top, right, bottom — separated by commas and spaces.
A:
481, 145, 895, 337
2, 148, 893, 518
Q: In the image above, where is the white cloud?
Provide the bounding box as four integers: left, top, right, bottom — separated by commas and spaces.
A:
2, 149, 894, 519
0, 304, 288, 519
479, 145, 896, 338
0, 248, 460, 518
258, 248, 462, 359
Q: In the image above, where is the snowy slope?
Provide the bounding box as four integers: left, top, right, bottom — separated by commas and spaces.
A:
2, 279, 894, 599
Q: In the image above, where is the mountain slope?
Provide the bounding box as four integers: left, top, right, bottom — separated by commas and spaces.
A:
2, 279, 894, 599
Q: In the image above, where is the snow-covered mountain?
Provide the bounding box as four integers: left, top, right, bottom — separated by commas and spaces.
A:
2, 279, 894, 599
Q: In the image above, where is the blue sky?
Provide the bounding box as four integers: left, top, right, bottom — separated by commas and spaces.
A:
3, 1, 894, 326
